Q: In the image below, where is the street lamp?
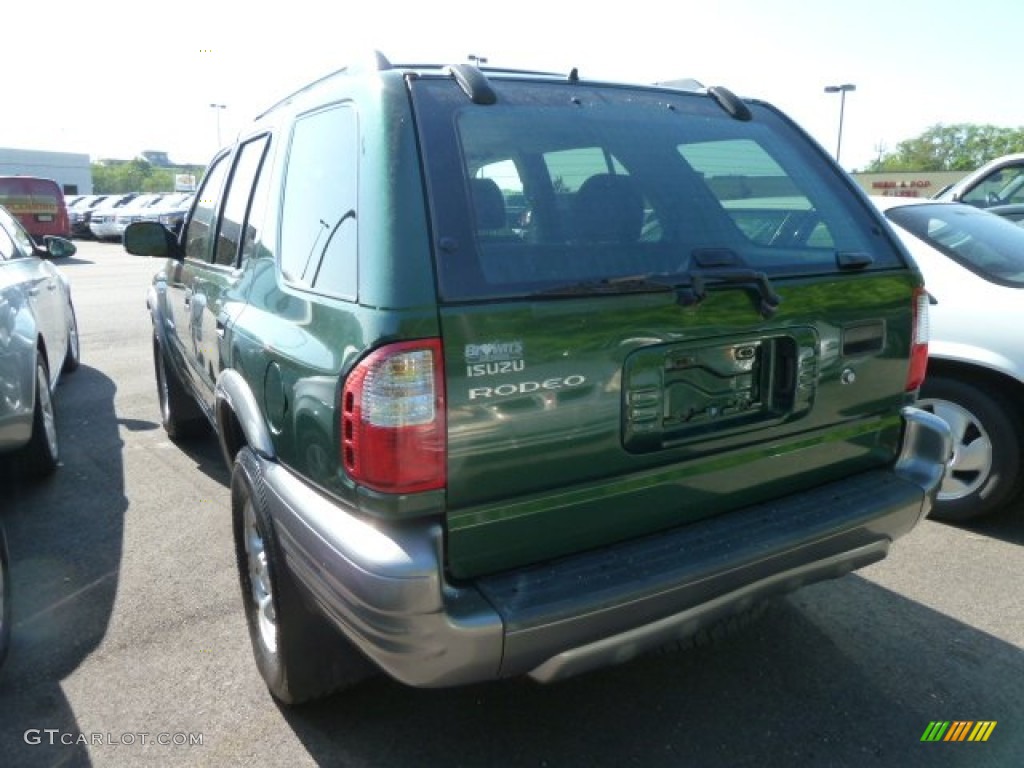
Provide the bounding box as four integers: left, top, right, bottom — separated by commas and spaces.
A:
209, 103, 227, 147
823, 84, 856, 164
468, 54, 488, 66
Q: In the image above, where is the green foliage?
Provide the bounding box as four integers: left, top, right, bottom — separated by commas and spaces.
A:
866, 124, 1024, 172
92, 159, 205, 194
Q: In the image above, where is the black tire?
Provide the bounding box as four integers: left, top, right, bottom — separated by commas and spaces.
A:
231, 447, 373, 704
917, 375, 1023, 522
17, 353, 59, 478
62, 300, 81, 374
0, 522, 11, 668
152, 334, 207, 440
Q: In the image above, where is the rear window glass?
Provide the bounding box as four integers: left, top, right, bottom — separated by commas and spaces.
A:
413, 79, 904, 300
885, 203, 1024, 287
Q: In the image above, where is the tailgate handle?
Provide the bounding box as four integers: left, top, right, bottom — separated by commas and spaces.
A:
842, 321, 885, 356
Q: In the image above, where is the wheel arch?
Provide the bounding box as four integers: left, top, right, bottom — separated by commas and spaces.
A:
146, 283, 170, 348
215, 368, 276, 468
925, 357, 1024, 422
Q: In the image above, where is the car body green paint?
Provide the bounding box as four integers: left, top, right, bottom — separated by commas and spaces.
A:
125, 59, 950, 694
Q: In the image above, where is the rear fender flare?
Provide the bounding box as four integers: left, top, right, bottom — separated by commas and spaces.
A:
216, 368, 276, 462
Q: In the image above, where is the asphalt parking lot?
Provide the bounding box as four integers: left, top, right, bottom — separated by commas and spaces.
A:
1, 239, 1022, 767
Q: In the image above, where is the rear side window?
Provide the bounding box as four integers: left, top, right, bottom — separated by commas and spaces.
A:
279, 103, 359, 300
413, 79, 904, 300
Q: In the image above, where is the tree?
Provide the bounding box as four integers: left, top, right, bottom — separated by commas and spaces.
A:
92, 159, 205, 194
865, 124, 1024, 172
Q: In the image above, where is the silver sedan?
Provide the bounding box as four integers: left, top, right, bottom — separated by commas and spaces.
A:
874, 196, 1024, 522
0, 204, 80, 478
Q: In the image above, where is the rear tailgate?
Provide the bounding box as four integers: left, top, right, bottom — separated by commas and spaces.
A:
442, 272, 914, 578
410, 75, 921, 579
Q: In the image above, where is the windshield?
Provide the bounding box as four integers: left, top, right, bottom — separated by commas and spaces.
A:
885, 202, 1024, 287
412, 78, 905, 300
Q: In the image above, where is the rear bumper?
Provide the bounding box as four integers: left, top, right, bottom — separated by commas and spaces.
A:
264, 406, 950, 687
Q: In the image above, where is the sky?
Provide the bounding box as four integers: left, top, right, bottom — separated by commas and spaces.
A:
6, 1, 1023, 172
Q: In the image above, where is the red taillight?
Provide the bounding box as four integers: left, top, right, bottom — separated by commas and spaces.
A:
906, 287, 930, 392
341, 339, 446, 494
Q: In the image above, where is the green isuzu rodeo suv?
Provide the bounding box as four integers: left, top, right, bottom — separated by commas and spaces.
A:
125, 54, 951, 704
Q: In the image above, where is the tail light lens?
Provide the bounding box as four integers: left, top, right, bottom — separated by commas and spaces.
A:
342, 339, 446, 493
906, 287, 930, 392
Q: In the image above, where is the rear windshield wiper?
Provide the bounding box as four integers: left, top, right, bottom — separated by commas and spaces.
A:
690, 268, 782, 319
534, 268, 781, 318
534, 274, 704, 302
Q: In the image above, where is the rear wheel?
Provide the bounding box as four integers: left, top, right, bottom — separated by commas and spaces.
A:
231, 447, 373, 704
17, 353, 59, 478
152, 334, 207, 439
917, 375, 1022, 522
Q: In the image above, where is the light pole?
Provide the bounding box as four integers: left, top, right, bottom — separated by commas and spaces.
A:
209, 103, 227, 147
468, 54, 488, 66
824, 84, 855, 164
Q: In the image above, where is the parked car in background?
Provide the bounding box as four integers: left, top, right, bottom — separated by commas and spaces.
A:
126, 56, 948, 705
0, 204, 80, 478
874, 196, 1024, 521
112, 194, 168, 240
68, 194, 112, 238
138, 193, 194, 235
88, 193, 144, 241
934, 153, 1024, 222
0, 176, 71, 244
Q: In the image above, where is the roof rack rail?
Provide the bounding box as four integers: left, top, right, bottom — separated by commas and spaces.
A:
255, 50, 393, 119
656, 78, 705, 92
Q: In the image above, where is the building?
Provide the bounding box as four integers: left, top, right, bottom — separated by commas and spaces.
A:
0, 148, 92, 194
850, 171, 967, 200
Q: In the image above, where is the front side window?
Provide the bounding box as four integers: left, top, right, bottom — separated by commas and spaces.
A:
413, 78, 904, 300
184, 154, 231, 263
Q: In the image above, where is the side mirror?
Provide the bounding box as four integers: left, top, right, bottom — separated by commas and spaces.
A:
41, 236, 78, 259
124, 221, 182, 259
